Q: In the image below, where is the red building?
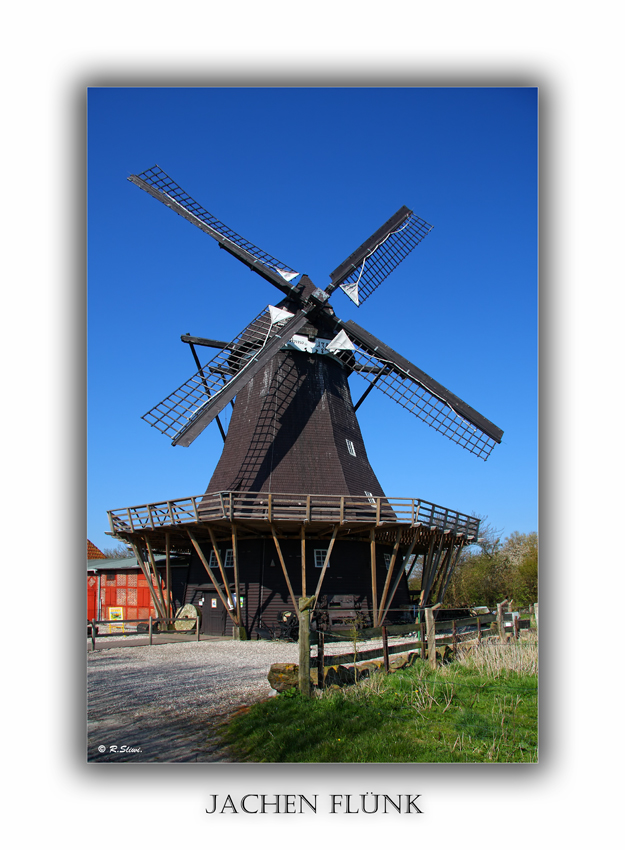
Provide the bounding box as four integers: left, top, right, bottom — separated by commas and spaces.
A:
87, 542, 190, 624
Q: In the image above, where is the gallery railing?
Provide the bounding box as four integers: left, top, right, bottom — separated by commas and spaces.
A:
107, 491, 480, 538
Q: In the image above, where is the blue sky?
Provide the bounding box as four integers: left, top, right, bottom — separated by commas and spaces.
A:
87, 87, 537, 552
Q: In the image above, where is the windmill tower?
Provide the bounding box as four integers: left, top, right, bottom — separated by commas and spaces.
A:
108, 166, 503, 638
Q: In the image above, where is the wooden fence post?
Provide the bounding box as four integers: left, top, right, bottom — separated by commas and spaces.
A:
91, 619, 96, 651
317, 630, 325, 689
298, 596, 316, 697
496, 600, 508, 642
382, 626, 390, 673
452, 620, 457, 654
196, 615, 200, 641
424, 607, 437, 670
149, 615, 153, 646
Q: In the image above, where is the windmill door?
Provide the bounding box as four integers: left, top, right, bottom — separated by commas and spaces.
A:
203, 594, 228, 636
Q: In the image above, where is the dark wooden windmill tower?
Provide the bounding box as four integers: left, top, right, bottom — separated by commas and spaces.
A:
107, 166, 503, 638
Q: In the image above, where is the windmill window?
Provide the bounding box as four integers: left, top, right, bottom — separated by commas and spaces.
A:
209, 549, 234, 568
346, 439, 356, 456
384, 553, 392, 571
364, 491, 377, 506
314, 549, 330, 569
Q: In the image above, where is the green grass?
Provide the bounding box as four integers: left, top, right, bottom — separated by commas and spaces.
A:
219, 639, 538, 763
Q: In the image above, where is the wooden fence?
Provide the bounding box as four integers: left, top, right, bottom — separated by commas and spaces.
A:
87, 616, 200, 650
299, 605, 534, 694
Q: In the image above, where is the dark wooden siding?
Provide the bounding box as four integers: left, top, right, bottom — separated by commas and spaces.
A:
205, 351, 387, 499
184, 537, 412, 637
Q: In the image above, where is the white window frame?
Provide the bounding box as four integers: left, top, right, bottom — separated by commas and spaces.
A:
364, 491, 377, 506
384, 553, 392, 571
209, 549, 234, 568
346, 439, 356, 457
314, 549, 330, 569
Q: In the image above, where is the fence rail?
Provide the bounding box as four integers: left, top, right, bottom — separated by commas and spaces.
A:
87, 616, 199, 650
304, 607, 534, 690
107, 491, 480, 537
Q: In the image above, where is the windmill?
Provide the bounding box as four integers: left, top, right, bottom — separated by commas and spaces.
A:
109, 165, 503, 638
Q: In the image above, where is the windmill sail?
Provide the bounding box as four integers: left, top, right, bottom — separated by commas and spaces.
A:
328, 207, 433, 306
335, 321, 503, 460
142, 306, 310, 447
129, 166, 300, 296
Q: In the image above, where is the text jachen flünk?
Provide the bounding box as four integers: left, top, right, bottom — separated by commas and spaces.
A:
205, 794, 422, 814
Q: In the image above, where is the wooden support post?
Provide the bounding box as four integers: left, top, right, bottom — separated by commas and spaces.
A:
317, 630, 325, 689
379, 529, 420, 625
145, 536, 168, 619
165, 532, 172, 621
477, 616, 482, 644
148, 615, 153, 646
419, 619, 427, 660
405, 549, 422, 583
313, 525, 339, 600
196, 615, 200, 641
271, 524, 298, 613
418, 537, 436, 607
298, 596, 316, 697
187, 531, 238, 627
382, 625, 390, 673
377, 528, 402, 624
370, 529, 378, 627
90, 619, 96, 651
300, 525, 307, 597
130, 541, 166, 620
231, 524, 246, 638
437, 540, 465, 605
207, 526, 235, 611
452, 620, 457, 654
425, 606, 437, 670
422, 534, 446, 606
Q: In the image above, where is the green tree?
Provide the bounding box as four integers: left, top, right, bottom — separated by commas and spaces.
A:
444, 522, 537, 609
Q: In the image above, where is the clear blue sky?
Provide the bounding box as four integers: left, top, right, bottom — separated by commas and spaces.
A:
87, 87, 537, 552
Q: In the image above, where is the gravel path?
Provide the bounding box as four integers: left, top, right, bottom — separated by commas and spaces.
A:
87, 639, 300, 763
87, 634, 422, 763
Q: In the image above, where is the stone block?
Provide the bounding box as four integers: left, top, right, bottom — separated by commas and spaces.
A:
267, 662, 300, 692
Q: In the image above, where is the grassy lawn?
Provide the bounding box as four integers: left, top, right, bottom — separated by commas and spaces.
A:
219, 638, 538, 763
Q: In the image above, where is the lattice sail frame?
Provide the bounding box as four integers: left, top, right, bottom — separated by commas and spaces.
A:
133, 166, 300, 283
142, 307, 294, 442
130, 165, 503, 459
336, 340, 499, 460
335, 212, 433, 306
